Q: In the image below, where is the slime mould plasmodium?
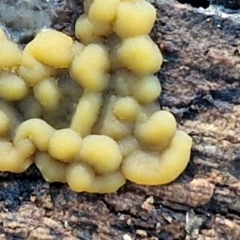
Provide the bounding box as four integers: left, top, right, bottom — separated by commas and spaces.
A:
0, 0, 192, 193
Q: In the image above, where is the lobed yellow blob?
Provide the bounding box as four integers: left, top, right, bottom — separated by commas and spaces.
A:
75, 14, 111, 44
133, 75, 161, 104
134, 110, 177, 150
0, 0, 193, 193
0, 140, 33, 173
122, 130, 192, 185
113, 96, 139, 121
18, 51, 55, 86
114, 0, 156, 38
94, 95, 133, 140
34, 78, 60, 111
0, 29, 21, 70
116, 36, 163, 74
26, 29, 73, 68
14, 119, 55, 152
79, 135, 122, 174
89, 0, 120, 24
88, 171, 126, 193
0, 72, 29, 101
70, 44, 110, 92
48, 128, 82, 162
66, 162, 95, 192
35, 152, 67, 183
71, 91, 103, 137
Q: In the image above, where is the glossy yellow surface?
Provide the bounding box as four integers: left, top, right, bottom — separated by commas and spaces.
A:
0, 0, 192, 193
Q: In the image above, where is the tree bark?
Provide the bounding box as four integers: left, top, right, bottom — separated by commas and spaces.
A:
1, 0, 240, 239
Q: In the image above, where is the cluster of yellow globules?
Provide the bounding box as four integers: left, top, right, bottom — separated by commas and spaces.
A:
0, 0, 192, 193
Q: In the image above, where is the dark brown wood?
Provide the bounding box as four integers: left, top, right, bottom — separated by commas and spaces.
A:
1, 0, 240, 239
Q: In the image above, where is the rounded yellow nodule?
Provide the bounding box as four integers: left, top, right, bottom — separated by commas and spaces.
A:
71, 91, 103, 137
114, 1, 156, 38
48, 128, 82, 162
0, 28, 21, 70
113, 96, 139, 121
35, 152, 67, 183
70, 44, 110, 92
66, 162, 95, 192
0, 0, 193, 193
89, 0, 120, 24
26, 29, 73, 68
133, 75, 161, 104
75, 14, 111, 44
0, 140, 33, 173
134, 110, 177, 150
94, 95, 133, 140
34, 78, 60, 111
14, 119, 55, 152
79, 135, 122, 174
0, 72, 28, 101
116, 36, 163, 74
18, 51, 55, 87
122, 130, 192, 185
88, 171, 126, 193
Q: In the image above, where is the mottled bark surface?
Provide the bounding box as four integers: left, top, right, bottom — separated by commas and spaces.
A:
1, 0, 240, 239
